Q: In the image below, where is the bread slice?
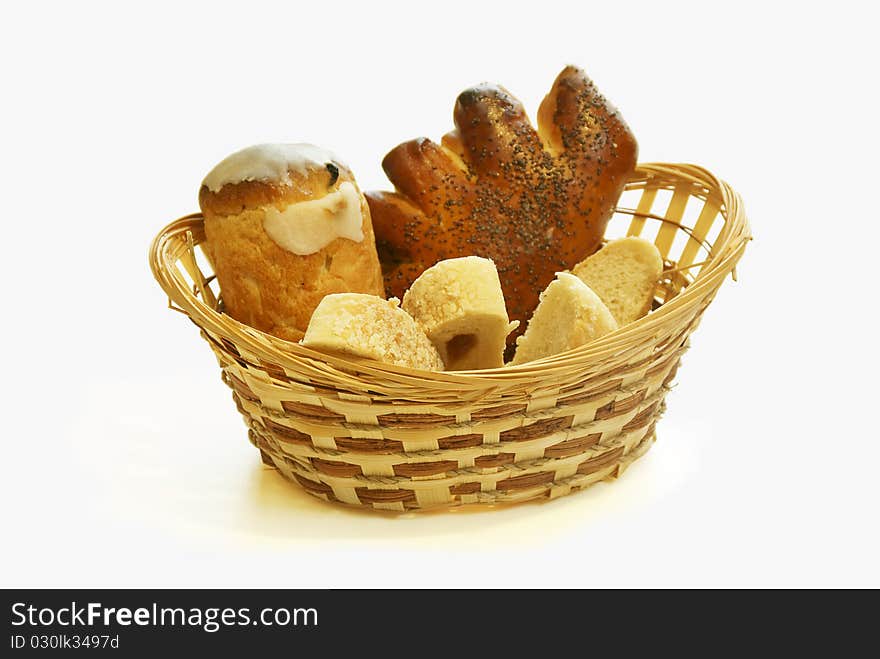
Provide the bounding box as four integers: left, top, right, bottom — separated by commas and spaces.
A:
572, 237, 663, 326
402, 257, 517, 370
511, 273, 618, 365
301, 294, 444, 371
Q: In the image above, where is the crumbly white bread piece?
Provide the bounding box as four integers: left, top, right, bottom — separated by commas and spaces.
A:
572, 237, 663, 326
301, 294, 444, 371
402, 257, 517, 370
511, 273, 618, 365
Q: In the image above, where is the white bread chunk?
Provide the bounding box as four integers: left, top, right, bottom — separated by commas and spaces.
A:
511, 273, 618, 365
572, 237, 663, 326
402, 257, 517, 370
301, 294, 444, 371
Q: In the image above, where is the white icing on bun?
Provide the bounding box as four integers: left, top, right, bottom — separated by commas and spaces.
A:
262, 182, 365, 255
202, 143, 342, 192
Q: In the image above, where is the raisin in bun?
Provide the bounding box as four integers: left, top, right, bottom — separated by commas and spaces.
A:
366, 66, 637, 347
199, 144, 385, 342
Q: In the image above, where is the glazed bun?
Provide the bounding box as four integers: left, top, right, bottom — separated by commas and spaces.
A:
199, 144, 384, 342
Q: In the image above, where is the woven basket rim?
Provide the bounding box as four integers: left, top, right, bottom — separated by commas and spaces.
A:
149, 162, 750, 386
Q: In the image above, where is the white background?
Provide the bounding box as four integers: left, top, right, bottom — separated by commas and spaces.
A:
2, 1, 878, 588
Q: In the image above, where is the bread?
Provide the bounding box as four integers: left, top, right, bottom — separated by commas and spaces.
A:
401, 257, 517, 370
511, 273, 618, 365
199, 144, 384, 342
572, 237, 663, 326
365, 66, 637, 347
301, 294, 444, 371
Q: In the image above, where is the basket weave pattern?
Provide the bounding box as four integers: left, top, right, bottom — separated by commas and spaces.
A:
150, 164, 749, 511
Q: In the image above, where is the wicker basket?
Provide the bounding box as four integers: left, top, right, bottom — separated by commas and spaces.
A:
149, 163, 750, 512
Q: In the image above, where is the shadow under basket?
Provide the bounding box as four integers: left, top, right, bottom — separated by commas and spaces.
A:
150, 163, 750, 512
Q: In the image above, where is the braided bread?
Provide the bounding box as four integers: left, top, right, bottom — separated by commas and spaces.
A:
366, 66, 637, 347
